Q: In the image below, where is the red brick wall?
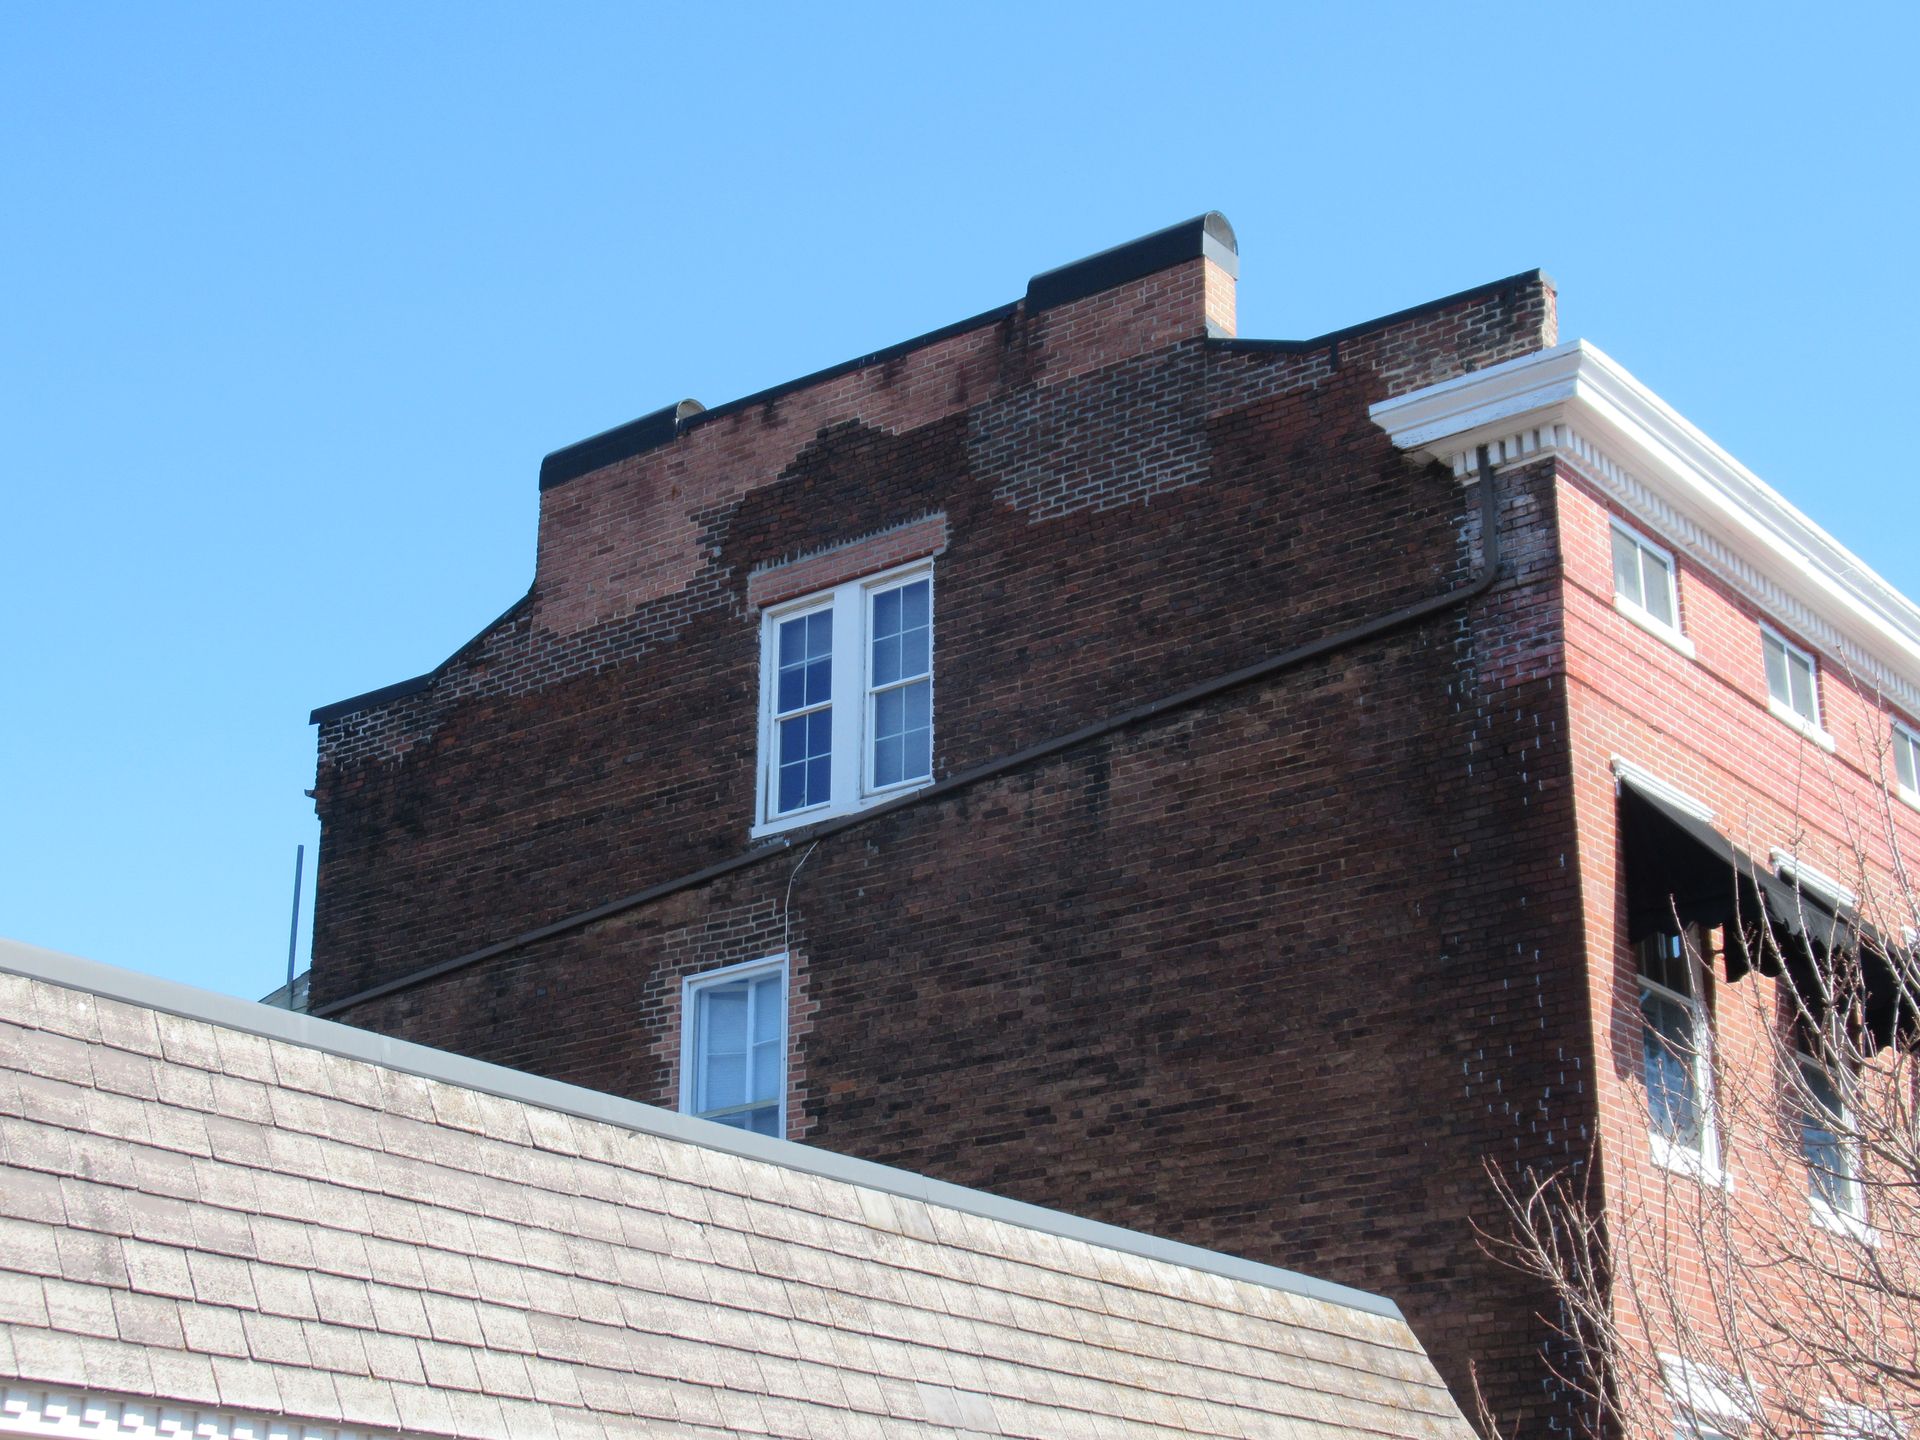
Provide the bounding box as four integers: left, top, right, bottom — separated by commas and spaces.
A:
1557, 465, 1920, 1430
311, 258, 1573, 1425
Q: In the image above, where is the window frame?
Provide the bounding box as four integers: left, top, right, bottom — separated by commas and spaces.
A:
1892, 720, 1920, 810
678, 954, 788, 1138
1761, 625, 1834, 749
1638, 929, 1725, 1185
1609, 518, 1693, 657
1794, 1047, 1871, 1241
754, 559, 935, 835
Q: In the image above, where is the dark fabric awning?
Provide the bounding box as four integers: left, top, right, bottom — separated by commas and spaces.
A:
1618, 776, 1906, 1046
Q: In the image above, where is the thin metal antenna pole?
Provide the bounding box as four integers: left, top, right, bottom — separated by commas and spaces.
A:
286, 844, 305, 993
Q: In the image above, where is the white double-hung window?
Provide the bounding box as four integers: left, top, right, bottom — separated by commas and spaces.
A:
1763, 626, 1830, 746
1892, 721, 1920, 808
681, 957, 786, 1137
757, 563, 933, 831
1610, 519, 1690, 654
1796, 1050, 1868, 1236
1639, 929, 1721, 1180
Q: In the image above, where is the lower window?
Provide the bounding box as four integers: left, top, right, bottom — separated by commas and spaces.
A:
1639, 929, 1719, 1172
680, 957, 786, 1137
1796, 1050, 1866, 1227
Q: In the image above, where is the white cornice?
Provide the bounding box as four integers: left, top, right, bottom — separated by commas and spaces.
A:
0, 1386, 402, 1440
1371, 340, 1920, 715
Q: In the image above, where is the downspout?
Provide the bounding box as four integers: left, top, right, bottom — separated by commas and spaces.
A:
314, 449, 1502, 1020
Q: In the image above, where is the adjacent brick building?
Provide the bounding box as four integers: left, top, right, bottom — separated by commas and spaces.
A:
306, 214, 1920, 1434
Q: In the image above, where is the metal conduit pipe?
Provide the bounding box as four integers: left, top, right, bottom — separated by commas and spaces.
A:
315, 448, 1504, 1020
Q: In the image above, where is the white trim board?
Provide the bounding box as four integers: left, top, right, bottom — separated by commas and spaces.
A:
1371, 340, 1920, 717
0, 1385, 404, 1440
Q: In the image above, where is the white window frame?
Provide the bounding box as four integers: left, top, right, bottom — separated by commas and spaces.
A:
754, 560, 935, 835
1639, 931, 1725, 1186
1892, 720, 1920, 811
1610, 519, 1694, 657
679, 955, 788, 1137
1661, 1355, 1755, 1440
1795, 1049, 1873, 1243
1762, 625, 1835, 750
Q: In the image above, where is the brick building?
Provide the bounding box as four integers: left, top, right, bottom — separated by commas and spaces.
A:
306, 215, 1920, 1434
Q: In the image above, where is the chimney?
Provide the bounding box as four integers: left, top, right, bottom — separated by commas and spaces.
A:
1024, 212, 1238, 341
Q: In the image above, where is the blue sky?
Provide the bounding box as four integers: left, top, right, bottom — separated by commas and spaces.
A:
4, 3, 1916, 999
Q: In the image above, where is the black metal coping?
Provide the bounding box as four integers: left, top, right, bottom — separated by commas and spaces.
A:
1024, 211, 1237, 313
538, 400, 705, 492
535, 213, 1241, 494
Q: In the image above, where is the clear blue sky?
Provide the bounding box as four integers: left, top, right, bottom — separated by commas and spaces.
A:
5, 3, 1916, 1000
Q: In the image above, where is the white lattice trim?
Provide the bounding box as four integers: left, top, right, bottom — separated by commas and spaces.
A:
0, 1386, 403, 1440
1370, 341, 1920, 717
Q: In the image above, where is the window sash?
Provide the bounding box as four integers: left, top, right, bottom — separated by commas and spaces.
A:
1797, 1054, 1864, 1219
1612, 522, 1678, 631
1764, 630, 1819, 723
1895, 724, 1919, 798
684, 963, 785, 1138
758, 562, 934, 829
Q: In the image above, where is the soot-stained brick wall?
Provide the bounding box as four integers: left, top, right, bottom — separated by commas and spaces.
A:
310, 237, 1574, 1426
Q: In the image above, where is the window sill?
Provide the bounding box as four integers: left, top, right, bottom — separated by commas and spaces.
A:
1810, 1196, 1877, 1247
1650, 1131, 1732, 1191
752, 778, 934, 839
1613, 595, 1696, 659
1767, 698, 1837, 752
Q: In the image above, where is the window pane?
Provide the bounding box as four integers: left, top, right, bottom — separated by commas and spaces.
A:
751, 974, 781, 1039
1898, 732, 1918, 793
704, 985, 747, 1051
1764, 635, 1791, 706
900, 579, 930, 630
802, 657, 829, 707
874, 735, 902, 788
902, 725, 931, 781
1612, 528, 1644, 608
1642, 550, 1674, 627
806, 609, 833, 659
875, 686, 904, 736
745, 1105, 780, 1137
807, 755, 830, 804
873, 586, 901, 638
1642, 990, 1700, 1146
702, 1051, 746, 1111
872, 634, 901, 687
752, 1038, 781, 1097
778, 761, 808, 813
778, 615, 808, 667
777, 666, 805, 714
1800, 1063, 1857, 1212
905, 680, 930, 730
779, 714, 810, 764
1790, 652, 1817, 721
900, 626, 930, 678
808, 708, 832, 755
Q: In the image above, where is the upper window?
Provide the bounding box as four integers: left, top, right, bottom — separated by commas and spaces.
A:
758, 564, 934, 831
680, 957, 786, 1137
1796, 1050, 1866, 1231
1611, 520, 1686, 645
1639, 929, 1720, 1178
1893, 721, 1920, 806
1763, 627, 1823, 732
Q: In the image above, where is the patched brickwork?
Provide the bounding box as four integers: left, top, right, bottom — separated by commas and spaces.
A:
309, 226, 1575, 1428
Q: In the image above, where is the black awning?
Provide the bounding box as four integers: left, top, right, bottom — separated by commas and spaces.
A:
1618, 775, 1906, 1046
